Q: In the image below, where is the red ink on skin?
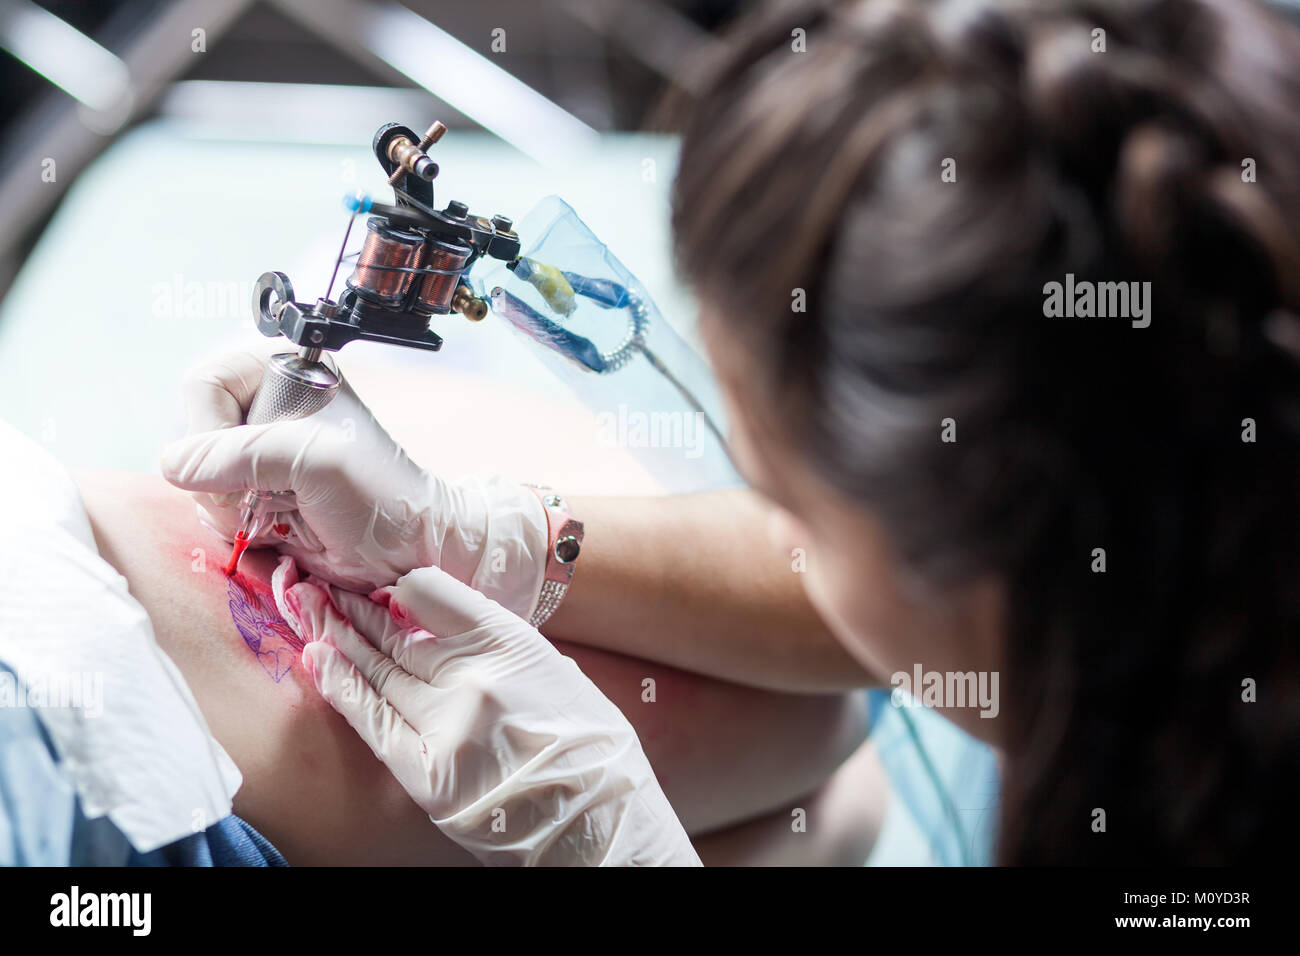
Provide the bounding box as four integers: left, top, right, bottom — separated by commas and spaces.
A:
227, 572, 304, 682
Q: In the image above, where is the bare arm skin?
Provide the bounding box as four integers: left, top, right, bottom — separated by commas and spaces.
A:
263, 360, 872, 694
74, 470, 868, 864
546, 490, 875, 692
693, 735, 888, 866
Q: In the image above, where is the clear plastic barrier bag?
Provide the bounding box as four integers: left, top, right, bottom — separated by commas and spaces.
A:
472, 196, 740, 493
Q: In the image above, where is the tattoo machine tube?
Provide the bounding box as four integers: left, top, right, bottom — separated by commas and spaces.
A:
227, 352, 341, 575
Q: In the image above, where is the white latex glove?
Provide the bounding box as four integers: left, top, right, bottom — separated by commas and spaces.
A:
159, 348, 548, 614
272, 559, 700, 867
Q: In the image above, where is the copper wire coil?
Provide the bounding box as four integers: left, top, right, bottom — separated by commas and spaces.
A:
415, 238, 473, 313
348, 218, 423, 304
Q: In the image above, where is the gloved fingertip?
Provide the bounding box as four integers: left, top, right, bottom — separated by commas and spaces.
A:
158, 441, 186, 481
389, 625, 440, 668
301, 642, 339, 702
211, 491, 245, 510
284, 587, 304, 627
270, 556, 302, 625
194, 503, 229, 541
370, 586, 420, 629
302, 641, 356, 712
301, 641, 319, 676
283, 580, 335, 638
388, 599, 416, 629
388, 565, 500, 639
330, 588, 391, 648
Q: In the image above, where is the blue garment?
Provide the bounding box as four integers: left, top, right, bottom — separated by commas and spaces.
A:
864, 689, 1001, 866
0, 663, 284, 867
125, 814, 286, 867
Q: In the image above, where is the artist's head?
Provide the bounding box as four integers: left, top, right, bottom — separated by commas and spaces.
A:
670, 0, 1300, 863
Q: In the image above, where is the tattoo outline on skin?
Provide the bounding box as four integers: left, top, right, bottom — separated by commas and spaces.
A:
227, 573, 303, 682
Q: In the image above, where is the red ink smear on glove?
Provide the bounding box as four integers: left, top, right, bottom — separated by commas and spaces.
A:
324, 590, 357, 632
388, 600, 415, 629
273, 523, 290, 537
284, 586, 304, 624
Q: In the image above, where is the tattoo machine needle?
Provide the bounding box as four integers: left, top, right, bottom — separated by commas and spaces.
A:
224, 491, 276, 575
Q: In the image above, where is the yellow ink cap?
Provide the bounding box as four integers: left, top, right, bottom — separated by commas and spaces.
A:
523, 258, 577, 317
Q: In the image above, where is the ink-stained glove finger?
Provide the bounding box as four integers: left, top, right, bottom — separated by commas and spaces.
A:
330, 587, 406, 656
382, 565, 524, 642
288, 581, 440, 729
277, 579, 334, 643
301, 640, 432, 799
378, 564, 572, 688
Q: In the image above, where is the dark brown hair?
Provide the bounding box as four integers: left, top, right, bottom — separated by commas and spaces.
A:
669, 0, 1300, 863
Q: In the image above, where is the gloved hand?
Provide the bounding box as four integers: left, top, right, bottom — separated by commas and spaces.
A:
159, 348, 548, 613
272, 559, 700, 867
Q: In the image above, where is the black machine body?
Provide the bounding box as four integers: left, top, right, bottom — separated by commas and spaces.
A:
252, 121, 522, 354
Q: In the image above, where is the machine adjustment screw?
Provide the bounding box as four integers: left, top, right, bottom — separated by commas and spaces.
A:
446, 200, 469, 219
491, 214, 514, 233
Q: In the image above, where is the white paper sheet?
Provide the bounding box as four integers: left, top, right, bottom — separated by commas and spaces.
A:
0, 420, 241, 853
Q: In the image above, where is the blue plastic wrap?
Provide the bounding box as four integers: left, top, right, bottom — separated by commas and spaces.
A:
472, 196, 740, 494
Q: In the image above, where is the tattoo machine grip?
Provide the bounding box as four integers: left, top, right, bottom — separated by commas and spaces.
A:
246, 352, 341, 426
229, 352, 342, 569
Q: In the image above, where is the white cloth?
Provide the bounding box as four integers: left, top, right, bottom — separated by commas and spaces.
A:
0, 420, 241, 852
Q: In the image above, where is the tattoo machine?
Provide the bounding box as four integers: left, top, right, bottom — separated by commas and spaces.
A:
230, 120, 733, 573
227, 120, 522, 574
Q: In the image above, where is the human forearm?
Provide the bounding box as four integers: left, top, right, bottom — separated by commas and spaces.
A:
545, 489, 874, 692
551, 637, 868, 833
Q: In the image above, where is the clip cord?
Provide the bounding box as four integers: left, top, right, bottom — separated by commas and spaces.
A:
489, 277, 728, 451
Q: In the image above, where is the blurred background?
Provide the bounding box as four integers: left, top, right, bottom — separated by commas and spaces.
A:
0, 0, 748, 294
4, 0, 1299, 483
0, 0, 756, 491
